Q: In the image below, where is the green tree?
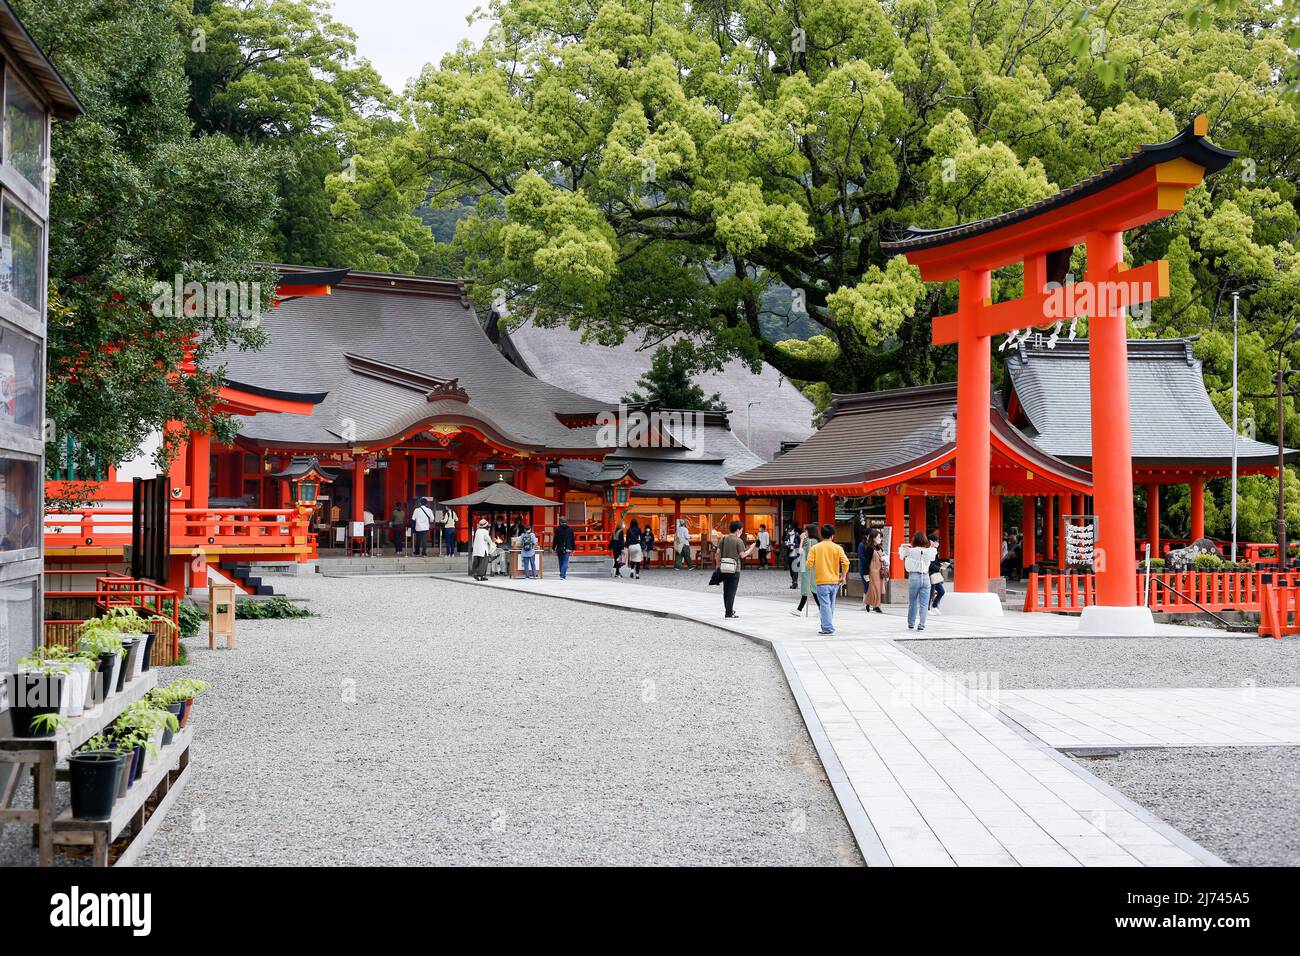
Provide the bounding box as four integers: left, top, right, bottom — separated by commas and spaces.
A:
332, 0, 1298, 403
15, 0, 281, 476
622, 340, 728, 410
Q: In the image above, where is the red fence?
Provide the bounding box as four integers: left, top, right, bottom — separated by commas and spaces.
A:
43, 569, 181, 661
45, 506, 314, 560
1024, 570, 1300, 615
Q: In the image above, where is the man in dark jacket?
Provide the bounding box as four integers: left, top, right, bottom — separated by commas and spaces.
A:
553, 515, 577, 579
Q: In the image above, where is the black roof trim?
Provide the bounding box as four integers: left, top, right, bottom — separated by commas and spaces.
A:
882, 118, 1237, 253
222, 378, 328, 405
0, 2, 83, 118
275, 267, 351, 288
343, 353, 452, 395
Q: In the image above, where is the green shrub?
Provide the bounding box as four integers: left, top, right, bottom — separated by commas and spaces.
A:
1191, 553, 1224, 571
1144, 558, 1166, 572
235, 596, 312, 620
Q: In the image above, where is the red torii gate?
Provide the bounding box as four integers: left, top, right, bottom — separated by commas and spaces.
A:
883, 116, 1236, 629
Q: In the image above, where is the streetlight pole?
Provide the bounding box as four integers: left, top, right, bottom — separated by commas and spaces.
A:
746, 401, 758, 451
1276, 327, 1300, 569
1231, 292, 1238, 563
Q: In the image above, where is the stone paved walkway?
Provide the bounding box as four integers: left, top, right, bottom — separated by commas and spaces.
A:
996, 688, 1300, 748
459, 574, 1230, 867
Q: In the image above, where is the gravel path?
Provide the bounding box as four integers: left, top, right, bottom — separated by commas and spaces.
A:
115, 573, 860, 866
1076, 747, 1300, 867
903, 636, 1300, 688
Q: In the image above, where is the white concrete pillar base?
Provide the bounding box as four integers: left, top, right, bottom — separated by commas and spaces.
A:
1077, 605, 1156, 636
940, 591, 1004, 617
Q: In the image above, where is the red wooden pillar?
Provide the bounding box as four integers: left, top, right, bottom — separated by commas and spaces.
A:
954, 268, 993, 593
454, 458, 474, 544
351, 457, 365, 523
1190, 478, 1206, 542
908, 493, 927, 541
1085, 229, 1139, 604
1044, 494, 1056, 562
938, 497, 951, 560
793, 497, 812, 529
166, 420, 189, 502
988, 493, 1003, 578
817, 492, 835, 530
1022, 496, 1036, 569
886, 491, 905, 580
528, 459, 548, 530
189, 430, 211, 589
1146, 483, 1160, 556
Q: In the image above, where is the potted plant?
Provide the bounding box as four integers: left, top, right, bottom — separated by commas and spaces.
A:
7, 654, 68, 738
163, 677, 210, 728
146, 689, 185, 745
69, 736, 126, 820
77, 620, 126, 704
103, 608, 157, 679
15, 645, 92, 718
115, 700, 178, 773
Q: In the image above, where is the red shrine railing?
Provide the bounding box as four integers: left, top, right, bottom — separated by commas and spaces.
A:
1024, 570, 1300, 615
43, 569, 180, 663
44, 506, 315, 559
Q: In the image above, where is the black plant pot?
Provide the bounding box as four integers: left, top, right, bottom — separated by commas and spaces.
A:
6, 672, 64, 738
162, 702, 183, 746
69, 750, 126, 820
125, 744, 144, 786
95, 652, 115, 706
116, 640, 135, 693
141, 632, 158, 672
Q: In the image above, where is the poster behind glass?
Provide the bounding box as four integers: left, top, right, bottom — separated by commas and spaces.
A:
0, 318, 40, 434
0, 455, 37, 554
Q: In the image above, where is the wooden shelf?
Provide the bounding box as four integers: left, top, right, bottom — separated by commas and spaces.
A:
0, 669, 159, 759
54, 727, 191, 842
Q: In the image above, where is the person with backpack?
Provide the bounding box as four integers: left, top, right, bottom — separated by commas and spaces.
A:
553, 515, 576, 579
519, 524, 539, 578
411, 498, 435, 556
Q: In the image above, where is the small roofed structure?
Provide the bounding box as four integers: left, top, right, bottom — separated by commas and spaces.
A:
440, 482, 559, 509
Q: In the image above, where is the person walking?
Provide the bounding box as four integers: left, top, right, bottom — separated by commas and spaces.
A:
610, 523, 627, 577
862, 529, 884, 613
626, 527, 644, 578
519, 523, 539, 579
411, 498, 434, 556
674, 518, 692, 569
756, 524, 771, 568
928, 532, 947, 615
715, 519, 756, 619
784, 524, 800, 588
899, 531, 938, 631
441, 506, 458, 556
470, 518, 493, 581
791, 523, 820, 615
390, 502, 406, 555
808, 523, 849, 635
553, 515, 576, 579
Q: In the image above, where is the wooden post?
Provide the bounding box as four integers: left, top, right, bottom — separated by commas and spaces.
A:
953, 268, 993, 594
1085, 229, 1139, 605
1146, 483, 1160, 556
208, 583, 236, 650
1190, 477, 1206, 542
1044, 494, 1056, 562
886, 490, 905, 580
988, 492, 1003, 579
189, 430, 210, 590
817, 492, 835, 530
908, 493, 927, 541
1022, 495, 1036, 570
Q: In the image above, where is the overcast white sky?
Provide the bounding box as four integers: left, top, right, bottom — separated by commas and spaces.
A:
326, 0, 492, 93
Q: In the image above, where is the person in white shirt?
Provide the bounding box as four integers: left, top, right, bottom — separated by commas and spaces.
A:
674, 518, 692, 570
471, 518, 494, 580
898, 531, 938, 631
757, 524, 771, 568
411, 499, 435, 556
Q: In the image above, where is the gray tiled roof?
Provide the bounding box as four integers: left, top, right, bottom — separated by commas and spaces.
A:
727, 383, 1094, 490
499, 319, 815, 460
208, 271, 611, 451
1006, 338, 1291, 466
559, 424, 765, 496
